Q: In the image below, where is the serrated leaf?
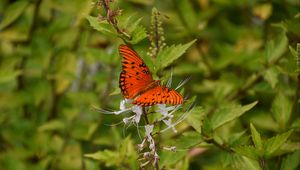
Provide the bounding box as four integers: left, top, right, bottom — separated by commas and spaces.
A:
233, 145, 259, 160
250, 123, 263, 151
160, 150, 187, 167
265, 32, 288, 63
239, 155, 261, 170
186, 106, 205, 133
264, 130, 293, 158
156, 40, 196, 70
126, 16, 143, 32
85, 137, 137, 168
228, 130, 249, 147
0, 1, 29, 29
274, 141, 300, 156
281, 150, 300, 170
263, 67, 278, 88
86, 16, 117, 37
223, 152, 260, 170
271, 92, 292, 130
130, 25, 147, 44
211, 101, 258, 130
289, 45, 297, 58
175, 132, 203, 149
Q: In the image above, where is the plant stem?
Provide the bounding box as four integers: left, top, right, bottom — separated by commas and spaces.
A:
16, 0, 43, 118
259, 157, 266, 170
142, 107, 150, 124
100, 0, 130, 39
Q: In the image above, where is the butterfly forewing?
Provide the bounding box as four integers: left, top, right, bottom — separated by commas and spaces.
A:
119, 45, 154, 99
132, 86, 183, 106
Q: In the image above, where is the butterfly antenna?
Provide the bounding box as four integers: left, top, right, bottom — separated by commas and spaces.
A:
167, 67, 174, 88
175, 76, 191, 90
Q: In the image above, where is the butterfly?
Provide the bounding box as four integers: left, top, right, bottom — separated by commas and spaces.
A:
119, 44, 183, 106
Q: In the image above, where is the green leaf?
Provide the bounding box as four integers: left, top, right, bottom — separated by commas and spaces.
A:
271, 92, 292, 130
223, 153, 260, 170
156, 40, 196, 70
281, 150, 300, 170
85, 150, 119, 167
291, 118, 300, 129
129, 25, 147, 44
289, 45, 297, 58
250, 123, 263, 151
186, 106, 205, 133
233, 145, 259, 160
264, 130, 293, 158
274, 141, 300, 156
239, 155, 261, 170
289, 44, 300, 73
265, 31, 288, 63
263, 67, 278, 88
228, 130, 249, 147
0, 1, 29, 29
85, 137, 137, 168
86, 16, 117, 37
202, 117, 213, 136
160, 150, 187, 167
38, 120, 65, 132
211, 101, 258, 130
0, 69, 21, 83
175, 132, 203, 149
175, 0, 198, 30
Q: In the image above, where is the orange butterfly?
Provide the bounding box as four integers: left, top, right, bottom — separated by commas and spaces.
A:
119, 44, 183, 106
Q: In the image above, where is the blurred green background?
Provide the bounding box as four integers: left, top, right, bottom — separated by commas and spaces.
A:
0, 0, 299, 169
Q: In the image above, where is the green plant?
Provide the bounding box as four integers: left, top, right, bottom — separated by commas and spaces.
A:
0, 0, 299, 169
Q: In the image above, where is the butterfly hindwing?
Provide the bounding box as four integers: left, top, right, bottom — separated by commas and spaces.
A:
119, 45, 154, 99
132, 86, 184, 106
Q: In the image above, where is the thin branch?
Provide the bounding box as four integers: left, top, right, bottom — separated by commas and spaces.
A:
16, 0, 43, 118
142, 107, 150, 124
99, 0, 130, 39
259, 157, 267, 170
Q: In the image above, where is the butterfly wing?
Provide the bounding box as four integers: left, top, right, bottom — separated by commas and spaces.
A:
119, 44, 154, 99
132, 86, 183, 106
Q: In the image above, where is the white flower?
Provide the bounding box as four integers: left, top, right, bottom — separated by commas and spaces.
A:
156, 104, 181, 133
94, 99, 144, 124
131, 105, 143, 123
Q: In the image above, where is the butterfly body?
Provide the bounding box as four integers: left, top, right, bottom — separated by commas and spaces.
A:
119, 44, 183, 106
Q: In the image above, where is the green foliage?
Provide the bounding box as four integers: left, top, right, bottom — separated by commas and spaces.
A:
85, 137, 138, 169
156, 39, 196, 72
0, 1, 29, 29
210, 101, 258, 130
0, 0, 299, 169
